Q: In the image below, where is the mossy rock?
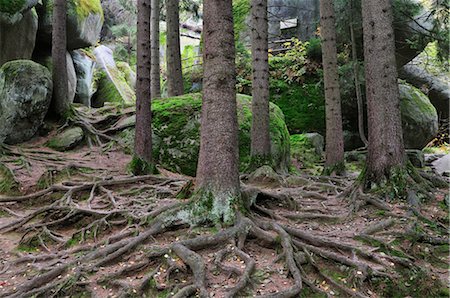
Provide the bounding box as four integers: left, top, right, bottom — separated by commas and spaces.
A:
47, 127, 84, 151
0, 60, 52, 144
400, 82, 438, 149
35, 0, 103, 50
0, 0, 37, 24
121, 93, 290, 176
290, 133, 323, 173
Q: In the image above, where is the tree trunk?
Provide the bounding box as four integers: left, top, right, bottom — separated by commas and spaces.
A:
166, 0, 184, 96
320, 0, 344, 174
151, 0, 161, 98
250, 0, 271, 167
362, 0, 406, 183
134, 0, 153, 166
196, 0, 240, 224
51, 0, 69, 116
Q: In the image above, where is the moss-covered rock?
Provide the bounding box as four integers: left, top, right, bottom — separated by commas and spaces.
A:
35, 0, 103, 50
0, 0, 37, 24
47, 127, 84, 151
290, 134, 323, 173
121, 93, 290, 176
400, 82, 438, 149
0, 60, 52, 144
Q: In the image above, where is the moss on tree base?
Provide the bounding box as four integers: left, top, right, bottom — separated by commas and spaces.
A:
128, 155, 158, 176
322, 161, 346, 176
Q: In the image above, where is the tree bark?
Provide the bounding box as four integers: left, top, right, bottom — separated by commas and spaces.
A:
196, 0, 240, 223
166, 0, 184, 96
134, 0, 153, 164
151, 0, 161, 98
250, 0, 271, 166
362, 0, 406, 183
320, 0, 345, 173
51, 0, 69, 116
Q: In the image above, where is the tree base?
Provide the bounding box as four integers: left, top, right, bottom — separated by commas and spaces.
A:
128, 155, 158, 175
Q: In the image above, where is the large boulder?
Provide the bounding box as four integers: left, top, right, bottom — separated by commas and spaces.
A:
400, 82, 438, 149
0, 60, 52, 144
71, 50, 97, 106
0, 8, 38, 66
92, 45, 136, 106
36, 52, 77, 111
121, 94, 291, 176
35, 0, 103, 50
0, 0, 38, 24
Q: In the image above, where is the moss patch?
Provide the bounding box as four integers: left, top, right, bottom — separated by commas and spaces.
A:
74, 0, 103, 19
128, 155, 157, 175
290, 134, 322, 174
0, 162, 18, 194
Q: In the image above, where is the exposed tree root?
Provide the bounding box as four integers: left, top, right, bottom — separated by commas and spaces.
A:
0, 169, 447, 298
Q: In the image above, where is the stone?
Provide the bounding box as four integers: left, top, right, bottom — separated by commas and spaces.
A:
247, 165, 283, 187
92, 45, 135, 106
47, 127, 84, 151
0, 8, 38, 66
120, 93, 291, 176
116, 61, 136, 89
0, 0, 38, 24
400, 82, 438, 149
71, 50, 97, 106
35, 0, 103, 50
431, 154, 450, 176
303, 132, 324, 155
0, 60, 52, 144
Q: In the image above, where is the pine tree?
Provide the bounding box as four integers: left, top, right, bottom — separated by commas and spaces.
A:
320, 0, 345, 175
166, 0, 184, 96
151, 0, 161, 98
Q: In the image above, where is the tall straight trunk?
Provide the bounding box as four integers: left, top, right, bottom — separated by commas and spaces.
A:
320, 0, 344, 173
250, 0, 271, 165
196, 0, 239, 223
151, 0, 161, 98
134, 0, 153, 164
52, 0, 69, 116
362, 0, 406, 182
166, 0, 184, 96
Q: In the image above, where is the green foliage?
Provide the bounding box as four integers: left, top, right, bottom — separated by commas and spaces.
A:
269, 38, 309, 84
0, 0, 26, 14
232, 0, 251, 41
128, 155, 157, 175
306, 37, 322, 62
270, 80, 325, 135
290, 134, 322, 173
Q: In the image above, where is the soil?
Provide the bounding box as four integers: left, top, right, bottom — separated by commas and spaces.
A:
0, 113, 448, 298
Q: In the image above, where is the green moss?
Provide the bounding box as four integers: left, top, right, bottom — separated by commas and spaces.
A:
270, 80, 325, 135
128, 155, 157, 175
290, 134, 322, 173
322, 161, 346, 176
0, 163, 18, 194
232, 0, 251, 40
0, 0, 26, 14
74, 0, 103, 19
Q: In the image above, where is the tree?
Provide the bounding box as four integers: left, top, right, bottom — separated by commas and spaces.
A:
195, 0, 240, 224
361, 0, 406, 187
151, 0, 161, 98
250, 0, 271, 169
166, 0, 184, 96
51, 0, 69, 116
132, 0, 154, 174
320, 0, 345, 175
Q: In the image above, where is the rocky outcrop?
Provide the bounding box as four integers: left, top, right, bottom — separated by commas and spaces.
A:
120, 94, 291, 176
47, 127, 84, 151
71, 50, 97, 106
0, 0, 38, 24
399, 63, 449, 119
93, 45, 135, 106
0, 60, 52, 144
399, 82, 438, 149
0, 8, 38, 66
35, 0, 103, 50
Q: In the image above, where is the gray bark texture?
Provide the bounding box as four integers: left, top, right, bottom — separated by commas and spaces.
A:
320, 0, 345, 169
250, 0, 271, 161
166, 0, 184, 96
135, 0, 153, 163
362, 0, 406, 181
151, 0, 161, 98
196, 0, 240, 199
51, 0, 69, 116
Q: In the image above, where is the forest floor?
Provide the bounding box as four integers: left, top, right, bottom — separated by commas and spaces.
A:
0, 109, 448, 298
